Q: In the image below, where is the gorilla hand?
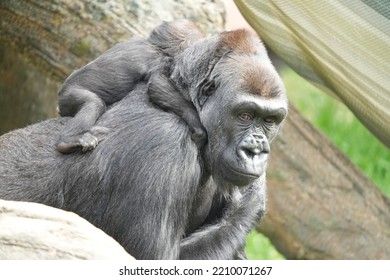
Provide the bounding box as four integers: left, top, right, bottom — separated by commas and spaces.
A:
179, 179, 265, 260
225, 183, 265, 228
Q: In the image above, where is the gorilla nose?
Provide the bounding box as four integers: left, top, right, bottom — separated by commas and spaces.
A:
237, 134, 269, 160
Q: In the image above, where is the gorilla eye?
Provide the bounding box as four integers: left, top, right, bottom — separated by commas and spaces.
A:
264, 116, 277, 124
239, 113, 254, 122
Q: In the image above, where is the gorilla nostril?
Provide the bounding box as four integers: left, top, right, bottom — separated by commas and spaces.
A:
253, 134, 264, 141
238, 136, 268, 160
240, 146, 261, 160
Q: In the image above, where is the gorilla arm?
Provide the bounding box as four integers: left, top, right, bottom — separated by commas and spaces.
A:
179, 178, 266, 260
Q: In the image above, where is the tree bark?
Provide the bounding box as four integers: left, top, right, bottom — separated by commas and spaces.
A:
1, 0, 389, 260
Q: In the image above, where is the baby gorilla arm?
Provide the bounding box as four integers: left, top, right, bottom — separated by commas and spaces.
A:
147, 72, 206, 148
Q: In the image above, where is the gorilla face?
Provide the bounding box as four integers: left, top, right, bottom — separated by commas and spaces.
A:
217, 95, 287, 186
199, 54, 288, 187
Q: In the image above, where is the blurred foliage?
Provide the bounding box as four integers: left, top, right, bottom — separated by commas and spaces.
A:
246, 66, 390, 260
245, 230, 285, 260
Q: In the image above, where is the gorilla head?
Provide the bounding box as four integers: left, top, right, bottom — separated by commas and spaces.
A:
172, 29, 287, 188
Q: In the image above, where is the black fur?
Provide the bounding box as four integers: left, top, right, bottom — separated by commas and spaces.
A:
0, 84, 264, 259
57, 20, 205, 153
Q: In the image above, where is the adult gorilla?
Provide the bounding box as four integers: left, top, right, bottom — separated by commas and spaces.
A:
0, 28, 287, 259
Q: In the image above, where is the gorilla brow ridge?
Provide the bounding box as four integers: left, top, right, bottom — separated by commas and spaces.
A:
242, 62, 282, 98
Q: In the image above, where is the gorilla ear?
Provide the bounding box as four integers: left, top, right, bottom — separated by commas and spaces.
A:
198, 79, 216, 107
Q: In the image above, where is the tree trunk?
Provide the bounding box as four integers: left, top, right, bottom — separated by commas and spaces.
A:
1, 0, 389, 259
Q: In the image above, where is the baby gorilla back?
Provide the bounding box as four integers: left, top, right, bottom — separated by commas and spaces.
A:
56, 20, 206, 154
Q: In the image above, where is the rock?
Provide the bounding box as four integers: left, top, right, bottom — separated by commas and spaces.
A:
0, 199, 134, 260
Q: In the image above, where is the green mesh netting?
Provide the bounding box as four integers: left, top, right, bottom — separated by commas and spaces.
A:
235, 0, 390, 147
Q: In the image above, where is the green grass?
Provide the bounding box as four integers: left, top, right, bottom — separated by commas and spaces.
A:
245, 230, 285, 260
245, 66, 390, 260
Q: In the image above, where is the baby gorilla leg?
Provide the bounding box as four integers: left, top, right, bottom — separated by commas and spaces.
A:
57, 87, 107, 153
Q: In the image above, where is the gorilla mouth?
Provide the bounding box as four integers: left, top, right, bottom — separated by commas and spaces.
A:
230, 166, 260, 178
222, 160, 261, 180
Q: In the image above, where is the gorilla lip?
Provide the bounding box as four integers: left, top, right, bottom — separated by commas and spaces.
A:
231, 167, 260, 179
222, 160, 261, 180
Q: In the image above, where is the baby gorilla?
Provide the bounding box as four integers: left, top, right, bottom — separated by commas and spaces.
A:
57, 20, 206, 153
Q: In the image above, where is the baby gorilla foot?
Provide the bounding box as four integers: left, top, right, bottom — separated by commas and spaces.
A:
79, 132, 98, 152
56, 132, 97, 154
56, 126, 109, 154
56, 140, 80, 154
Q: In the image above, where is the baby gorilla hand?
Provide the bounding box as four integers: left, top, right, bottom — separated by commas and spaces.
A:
191, 128, 207, 149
